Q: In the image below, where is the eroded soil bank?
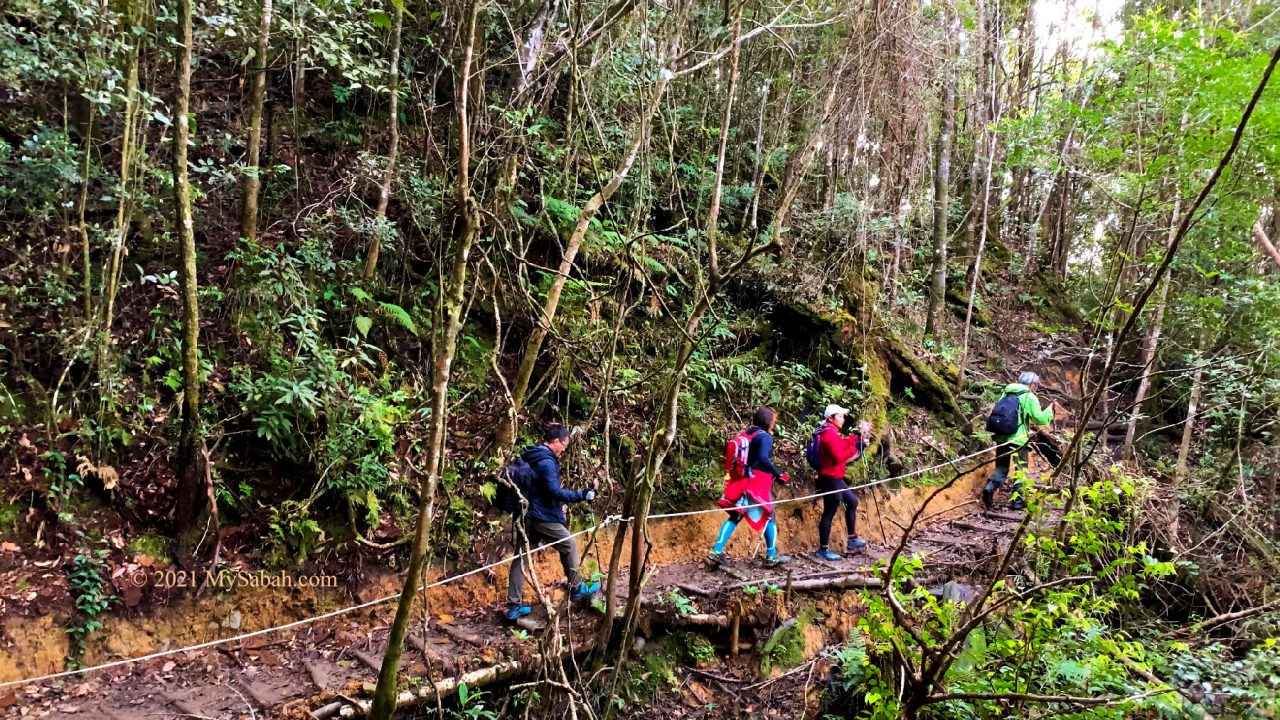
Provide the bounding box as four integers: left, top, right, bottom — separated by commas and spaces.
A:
0, 461, 990, 684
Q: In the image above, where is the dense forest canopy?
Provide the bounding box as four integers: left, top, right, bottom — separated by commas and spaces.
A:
1, 0, 1279, 717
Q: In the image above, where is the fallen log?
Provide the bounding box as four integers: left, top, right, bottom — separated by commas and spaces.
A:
787, 573, 882, 591
675, 582, 716, 598
312, 638, 599, 719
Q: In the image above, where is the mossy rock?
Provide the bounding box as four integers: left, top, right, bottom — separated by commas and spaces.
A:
759, 605, 820, 677
1029, 275, 1085, 328
127, 532, 173, 565
945, 287, 991, 328
667, 631, 718, 669
0, 497, 21, 541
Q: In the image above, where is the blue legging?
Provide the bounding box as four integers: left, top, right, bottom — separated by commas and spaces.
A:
712, 513, 778, 557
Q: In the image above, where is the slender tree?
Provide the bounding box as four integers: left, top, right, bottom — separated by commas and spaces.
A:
924, 15, 955, 338
361, 2, 405, 282
240, 0, 273, 242
173, 0, 207, 531
1122, 193, 1181, 459
368, 4, 482, 717
493, 76, 669, 453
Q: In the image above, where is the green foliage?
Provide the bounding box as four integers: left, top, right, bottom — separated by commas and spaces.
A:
42, 450, 83, 523
665, 589, 698, 615
452, 682, 498, 720
65, 549, 117, 667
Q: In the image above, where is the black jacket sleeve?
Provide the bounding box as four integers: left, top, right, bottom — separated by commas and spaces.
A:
749, 432, 782, 480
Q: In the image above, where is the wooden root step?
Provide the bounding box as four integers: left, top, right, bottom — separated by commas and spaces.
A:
163, 690, 215, 718
438, 622, 486, 647
350, 647, 384, 672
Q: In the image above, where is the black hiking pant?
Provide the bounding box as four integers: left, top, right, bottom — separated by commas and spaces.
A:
817, 476, 858, 549
985, 440, 1030, 498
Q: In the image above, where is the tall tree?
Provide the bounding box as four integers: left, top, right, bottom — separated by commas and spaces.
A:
173, 0, 206, 531
367, 3, 482, 717
361, 2, 405, 282
924, 14, 955, 338
1122, 193, 1181, 459
240, 0, 273, 242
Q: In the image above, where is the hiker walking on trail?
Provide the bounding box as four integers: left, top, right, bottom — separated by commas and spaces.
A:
807, 404, 873, 561
982, 371, 1056, 512
505, 425, 599, 622
709, 407, 792, 568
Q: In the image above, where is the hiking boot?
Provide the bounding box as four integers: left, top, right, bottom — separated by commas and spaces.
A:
570, 581, 600, 603
814, 548, 842, 562
505, 604, 532, 622
707, 551, 729, 566
764, 554, 792, 568
1008, 498, 1027, 511
981, 486, 995, 512
846, 537, 868, 553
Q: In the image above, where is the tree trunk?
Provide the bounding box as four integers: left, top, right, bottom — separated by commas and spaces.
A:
102, 5, 143, 336
1175, 330, 1208, 481
924, 27, 955, 338
368, 6, 481, 717
361, 4, 404, 282
1122, 195, 1181, 459
493, 74, 670, 452
613, 69, 841, 659
955, 67, 1000, 391
240, 0, 273, 242
1253, 222, 1280, 270
747, 79, 771, 231
961, 0, 988, 262
173, 0, 206, 532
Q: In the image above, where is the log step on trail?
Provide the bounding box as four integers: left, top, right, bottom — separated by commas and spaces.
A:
17, 507, 1026, 720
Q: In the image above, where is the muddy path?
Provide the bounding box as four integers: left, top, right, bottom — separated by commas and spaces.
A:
4, 459, 1032, 719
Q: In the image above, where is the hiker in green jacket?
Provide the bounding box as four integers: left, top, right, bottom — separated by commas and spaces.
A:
982, 371, 1056, 512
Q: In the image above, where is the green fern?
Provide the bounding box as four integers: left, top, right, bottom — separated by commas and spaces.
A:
377, 302, 419, 335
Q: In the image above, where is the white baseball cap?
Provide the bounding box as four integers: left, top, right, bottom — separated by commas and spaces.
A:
824, 404, 850, 419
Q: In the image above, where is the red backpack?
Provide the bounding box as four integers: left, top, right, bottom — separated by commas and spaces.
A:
724, 429, 759, 481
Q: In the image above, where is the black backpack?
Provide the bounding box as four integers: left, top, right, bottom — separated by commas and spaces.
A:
496, 457, 535, 515
986, 391, 1026, 437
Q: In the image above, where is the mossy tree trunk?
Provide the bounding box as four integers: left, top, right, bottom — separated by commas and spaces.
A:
173, 0, 207, 534
924, 19, 955, 339
368, 4, 481, 717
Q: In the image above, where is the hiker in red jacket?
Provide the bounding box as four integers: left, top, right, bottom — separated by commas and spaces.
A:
812, 404, 872, 560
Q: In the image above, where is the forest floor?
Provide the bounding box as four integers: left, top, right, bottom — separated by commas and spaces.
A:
2, 456, 1056, 719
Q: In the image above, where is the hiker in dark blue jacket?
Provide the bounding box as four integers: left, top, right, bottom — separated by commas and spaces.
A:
506, 425, 599, 621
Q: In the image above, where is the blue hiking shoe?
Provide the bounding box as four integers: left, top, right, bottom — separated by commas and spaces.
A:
505, 604, 532, 622
570, 581, 600, 603
847, 537, 868, 553
814, 548, 843, 562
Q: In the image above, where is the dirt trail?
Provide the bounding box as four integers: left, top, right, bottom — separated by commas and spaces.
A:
4, 460, 1011, 719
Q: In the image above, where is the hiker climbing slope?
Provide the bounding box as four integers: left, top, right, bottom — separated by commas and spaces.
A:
504, 425, 599, 622
708, 407, 792, 568
806, 404, 873, 560
982, 371, 1056, 511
